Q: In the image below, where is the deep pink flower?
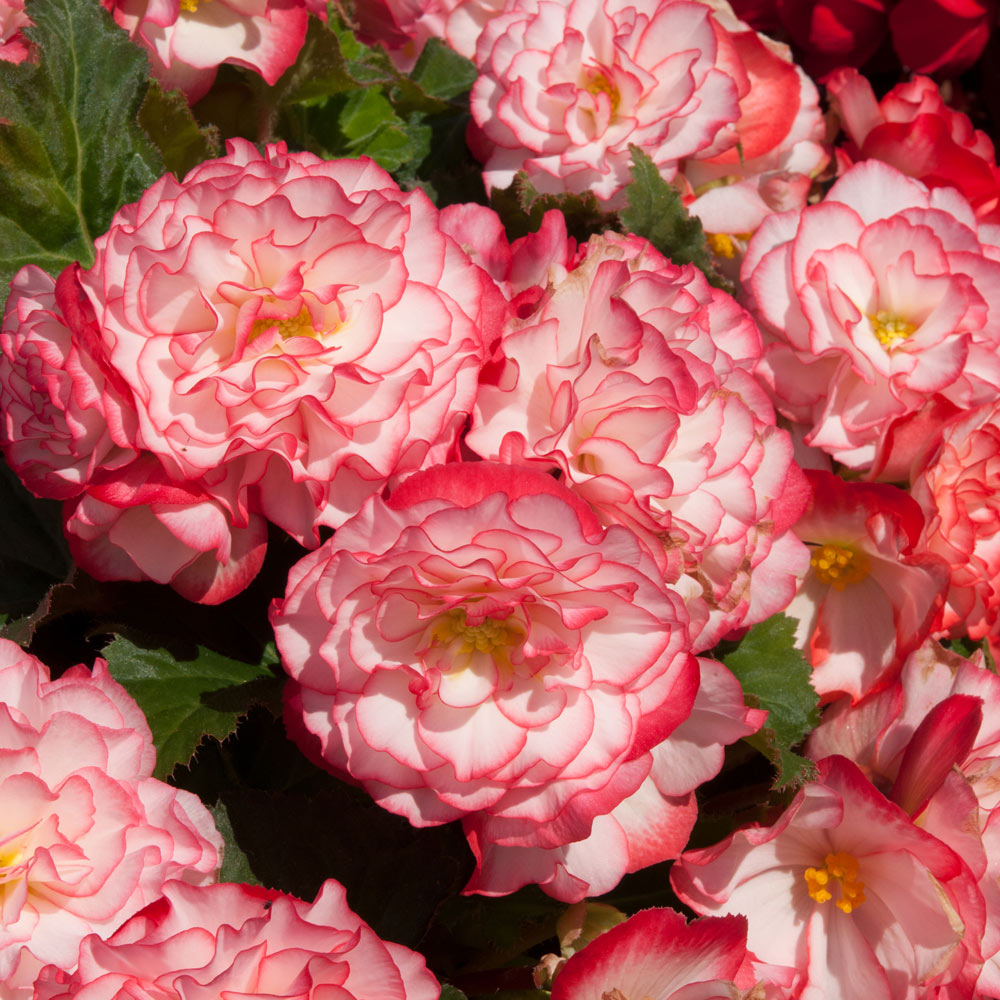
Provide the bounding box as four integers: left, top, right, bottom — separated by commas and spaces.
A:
105, 0, 310, 103
33, 879, 438, 1000
888, 0, 995, 78
786, 471, 948, 702
468, 226, 809, 649
0, 641, 221, 996
272, 461, 705, 900
829, 68, 1000, 225
0, 0, 30, 63
77, 140, 497, 543
549, 908, 761, 1000
744, 159, 1000, 473
672, 755, 984, 1000
469, 0, 744, 206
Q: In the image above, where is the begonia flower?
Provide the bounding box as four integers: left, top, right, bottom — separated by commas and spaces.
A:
743, 159, 1000, 473
911, 399, 1000, 649
0, 0, 29, 63
672, 754, 984, 1000
468, 225, 809, 649
32, 879, 438, 1000
73, 139, 497, 544
104, 0, 310, 104
272, 462, 709, 900
0, 264, 137, 501
785, 470, 948, 702
549, 907, 761, 1000
0, 640, 221, 998
828, 68, 1000, 225
469, 0, 744, 206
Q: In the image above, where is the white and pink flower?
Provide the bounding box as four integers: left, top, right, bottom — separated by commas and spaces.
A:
468, 225, 809, 648
76, 140, 498, 543
104, 0, 310, 103
744, 159, 1000, 472
0, 640, 221, 998
272, 461, 705, 900
672, 754, 983, 1000
33, 879, 438, 1000
785, 470, 949, 703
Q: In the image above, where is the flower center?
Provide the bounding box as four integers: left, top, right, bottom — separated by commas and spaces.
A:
706, 232, 754, 259
583, 69, 621, 115
869, 310, 916, 349
250, 305, 319, 342
179, 0, 210, 11
805, 851, 866, 914
430, 608, 521, 657
809, 543, 870, 590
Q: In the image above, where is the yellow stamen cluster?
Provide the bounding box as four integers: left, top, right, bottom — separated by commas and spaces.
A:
869, 309, 917, 348
179, 0, 207, 11
810, 543, 870, 590
430, 609, 522, 658
584, 71, 621, 115
706, 232, 754, 259
805, 852, 866, 914
250, 305, 318, 342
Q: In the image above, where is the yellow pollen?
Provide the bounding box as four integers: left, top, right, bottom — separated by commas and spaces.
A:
706, 232, 754, 259
430, 608, 522, 657
869, 309, 917, 348
805, 852, 866, 914
584, 71, 621, 115
179, 0, 210, 11
250, 305, 318, 342
809, 543, 870, 590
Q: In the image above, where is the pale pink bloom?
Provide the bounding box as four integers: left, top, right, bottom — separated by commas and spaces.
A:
828, 68, 1000, 226
744, 159, 1000, 472
468, 226, 809, 649
461, 656, 766, 900
0, 641, 221, 998
63, 455, 268, 606
272, 462, 706, 900
911, 400, 1000, 648
0, 0, 29, 63
78, 140, 497, 543
549, 907, 760, 1000
33, 879, 438, 1000
672, 755, 983, 1000
105, 0, 310, 103
785, 471, 948, 703
469, 0, 744, 206
0, 265, 137, 501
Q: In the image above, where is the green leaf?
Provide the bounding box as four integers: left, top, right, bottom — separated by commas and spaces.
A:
138, 80, 220, 180
441, 987, 470, 1000
0, 0, 162, 312
337, 88, 431, 171
210, 799, 262, 887
492, 172, 617, 243
409, 38, 477, 100
722, 613, 820, 790
618, 146, 731, 291
102, 633, 283, 780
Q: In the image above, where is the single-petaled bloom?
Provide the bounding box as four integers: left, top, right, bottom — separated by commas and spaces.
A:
911, 399, 1000, 650
272, 462, 707, 900
468, 224, 809, 649
0, 640, 221, 999
469, 0, 745, 206
672, 754, 984, 1000
104, 0, 310, 103
785, 470, 948, 702
828, 68, 1000, 225
743, 159, 1000, 473
32, 879, 439, 1000
74, 140, 497, 545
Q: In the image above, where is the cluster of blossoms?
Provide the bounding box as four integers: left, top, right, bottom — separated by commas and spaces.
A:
9, 0, 1000, 996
